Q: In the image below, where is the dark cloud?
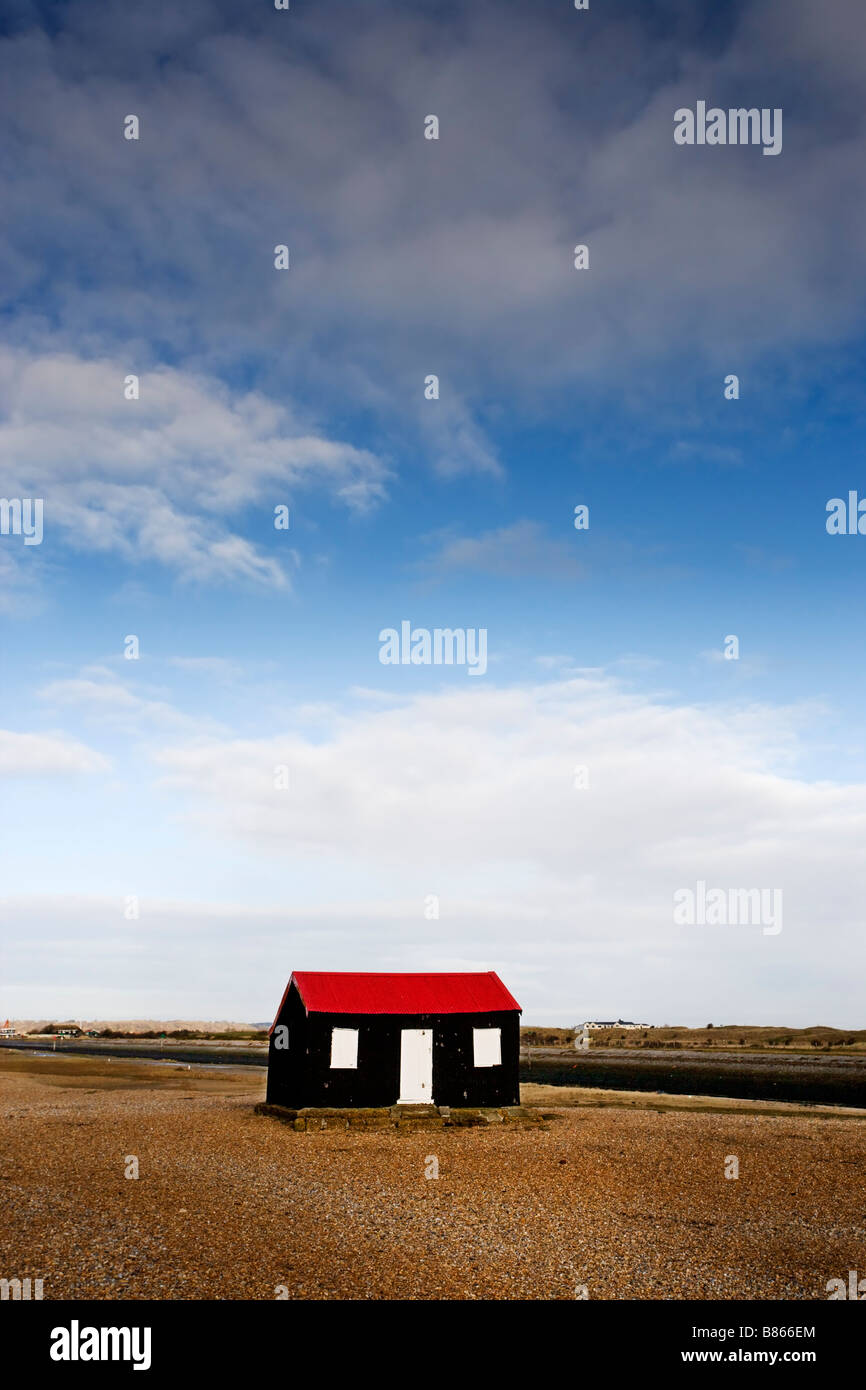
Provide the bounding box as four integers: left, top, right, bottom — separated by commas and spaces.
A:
1, 0, 864, 474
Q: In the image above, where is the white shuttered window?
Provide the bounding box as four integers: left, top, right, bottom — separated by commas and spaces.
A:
472, 1027, 501, 1067
330, 1027, 359, 1069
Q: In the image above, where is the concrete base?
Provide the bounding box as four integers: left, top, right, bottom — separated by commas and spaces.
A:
255, 1102, 551, 1132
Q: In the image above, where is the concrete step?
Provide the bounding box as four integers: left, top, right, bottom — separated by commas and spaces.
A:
255, 1102, 551, 1131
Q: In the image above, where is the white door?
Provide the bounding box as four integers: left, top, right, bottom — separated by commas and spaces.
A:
398, 1028, 433, 1103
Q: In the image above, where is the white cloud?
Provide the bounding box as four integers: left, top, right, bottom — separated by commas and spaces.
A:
37, 671, 224, 736
4, 674, 864, 1022
0, 729, 109, 776
132, 674, 866, 1023
151, 677, 831, 874
0, 347, 389, 586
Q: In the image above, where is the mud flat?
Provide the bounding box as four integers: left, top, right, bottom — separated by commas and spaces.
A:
0, 1038, 267, 1067
1, 1051, 865, 1301
3, 1039, 865, 1106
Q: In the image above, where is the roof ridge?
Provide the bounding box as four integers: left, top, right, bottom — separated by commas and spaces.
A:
269, 969, 520, 1030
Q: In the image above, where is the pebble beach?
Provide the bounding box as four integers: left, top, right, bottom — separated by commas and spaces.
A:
2, 1052, 864, 1301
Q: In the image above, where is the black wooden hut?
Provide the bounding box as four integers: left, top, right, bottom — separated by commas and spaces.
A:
266, 971, 521, 1109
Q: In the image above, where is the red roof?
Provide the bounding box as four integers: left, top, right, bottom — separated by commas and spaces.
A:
272, 971, 520, 1026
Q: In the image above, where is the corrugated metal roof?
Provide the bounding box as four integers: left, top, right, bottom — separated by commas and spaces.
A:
280, 970, 521, 1019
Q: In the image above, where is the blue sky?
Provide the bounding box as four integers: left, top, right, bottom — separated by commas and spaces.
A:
2, 0, 866, 1025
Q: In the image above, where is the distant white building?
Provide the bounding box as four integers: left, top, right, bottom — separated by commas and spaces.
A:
584, 1019, 648, 1030
0, 1019, 15, 1038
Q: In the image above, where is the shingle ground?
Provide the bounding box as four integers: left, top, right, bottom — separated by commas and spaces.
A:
2, 1054, 864, 1300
